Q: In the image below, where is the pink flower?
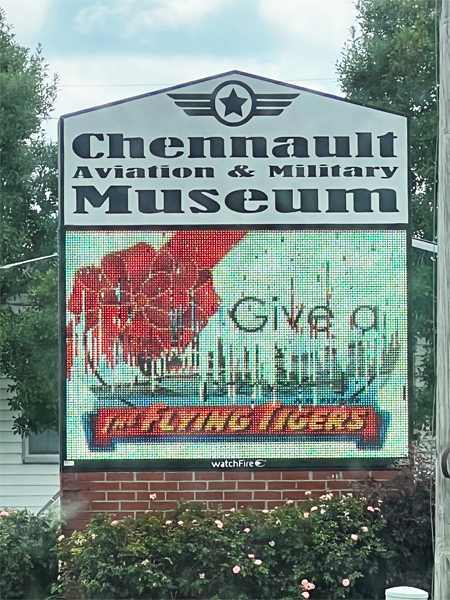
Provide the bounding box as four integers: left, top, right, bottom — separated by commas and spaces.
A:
244, 527, 250, 533
342, 578, 350, 587
303, 512, 309, 518
262, 509, 269, 513
304, 491, 311, 496
149, 493, 157, 500
286, 499, 294, 504
1, 511, 10, 517
254, 559, 262, 565
361, 526, 369, 532
57, 534, 65, 542
178, 520, 184, 526
269, 541, 275, 547
215, 519, 223, 529
311, 506, 318, 511
199, 573, 205, 579
301, 579, 309, 586
111, 520, 119, 526
248, 553, 255, 559
165, 520, 172, 525
232, 565, 241, 574
367, 506, 375, 512
307, 583, 315, 590
302, 593, 310, 599
351, 534, 359, 541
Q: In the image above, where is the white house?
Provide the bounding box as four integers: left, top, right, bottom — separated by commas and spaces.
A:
0, 377, 59, 513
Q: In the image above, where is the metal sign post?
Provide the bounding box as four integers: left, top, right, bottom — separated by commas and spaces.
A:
435, 0, 450, 597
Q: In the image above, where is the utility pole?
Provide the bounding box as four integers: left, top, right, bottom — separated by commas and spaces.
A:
435, 0, 450, 598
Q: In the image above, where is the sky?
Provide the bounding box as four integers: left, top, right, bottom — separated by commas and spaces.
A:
2, 0, 359, 140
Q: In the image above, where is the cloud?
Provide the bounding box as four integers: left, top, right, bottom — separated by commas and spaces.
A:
45, 51, 332, 139
74, 0, 230, 35
2, 0, 53, 41
125, 0, 230, 35
258, 0, 356, 49
41, 0, 355, 140
255, 0, 356, 87
75, 4, 112, 35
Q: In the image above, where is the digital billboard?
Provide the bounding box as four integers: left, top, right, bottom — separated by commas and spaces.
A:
60, 71, 409, 470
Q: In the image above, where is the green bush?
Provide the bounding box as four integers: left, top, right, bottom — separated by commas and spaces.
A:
356, 463, 434, 595
0, 471, 433, 600
0, 508, 59, 599
1, 470, 432, 599
55, 495, 388, 600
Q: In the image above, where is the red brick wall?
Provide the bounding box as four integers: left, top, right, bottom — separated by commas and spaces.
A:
61, 470, 397, 533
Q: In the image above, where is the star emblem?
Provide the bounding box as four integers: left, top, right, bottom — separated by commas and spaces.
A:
219, 88, 248, 117
169, 80, 299, 126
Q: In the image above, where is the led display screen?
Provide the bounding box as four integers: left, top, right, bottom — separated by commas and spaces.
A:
64, 228, 408, 464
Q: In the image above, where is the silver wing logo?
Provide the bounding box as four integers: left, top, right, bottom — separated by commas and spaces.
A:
168, 80, 299, 127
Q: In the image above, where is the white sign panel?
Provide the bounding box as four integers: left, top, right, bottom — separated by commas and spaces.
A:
61, 71, 408, 227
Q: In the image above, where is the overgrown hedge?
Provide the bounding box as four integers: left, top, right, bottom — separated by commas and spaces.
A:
356, 466, 434, 593
0, 508, 58, 599
54, 495, 386, 600
0, 467, 434, 600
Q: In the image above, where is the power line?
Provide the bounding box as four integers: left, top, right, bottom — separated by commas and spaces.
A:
0, 253, 57, 270
58, 77, 337, 88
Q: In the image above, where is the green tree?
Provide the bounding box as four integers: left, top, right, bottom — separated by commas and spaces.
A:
336, 0, 438, 429
0, 10, 59, 434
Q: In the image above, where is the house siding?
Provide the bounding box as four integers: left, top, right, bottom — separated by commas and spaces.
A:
0, 378, 60, 513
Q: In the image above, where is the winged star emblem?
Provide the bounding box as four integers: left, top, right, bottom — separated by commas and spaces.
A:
168, 80, 299, 127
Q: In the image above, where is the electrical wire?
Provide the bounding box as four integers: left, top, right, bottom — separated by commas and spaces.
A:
57, 77, 337, 88
0, 253, 57, 270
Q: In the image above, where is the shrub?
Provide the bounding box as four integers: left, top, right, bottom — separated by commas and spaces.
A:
355, 460, 434, 595
1, 464, 433, 600
0, 508, 59, 599
55, 495, 387, 600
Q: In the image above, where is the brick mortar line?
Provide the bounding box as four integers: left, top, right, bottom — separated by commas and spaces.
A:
63, 471, 399, 520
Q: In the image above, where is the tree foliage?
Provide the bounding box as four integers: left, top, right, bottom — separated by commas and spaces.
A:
336, 0, 438, 429
0, 509, 58, 599
0, 10, 58, 434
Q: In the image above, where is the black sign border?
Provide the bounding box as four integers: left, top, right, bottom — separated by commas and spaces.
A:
58, 72, 412, 473
60, 223, 411, 473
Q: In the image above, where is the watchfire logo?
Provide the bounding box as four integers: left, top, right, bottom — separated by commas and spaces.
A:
210, 459, 266, 469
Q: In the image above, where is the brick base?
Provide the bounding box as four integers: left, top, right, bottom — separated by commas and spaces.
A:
61, 470, 397, 533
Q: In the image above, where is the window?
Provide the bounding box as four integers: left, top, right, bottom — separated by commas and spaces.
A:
23, 429, 59, 463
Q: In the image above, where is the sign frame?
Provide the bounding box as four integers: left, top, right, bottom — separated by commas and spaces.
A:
59, 71, 412, 472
